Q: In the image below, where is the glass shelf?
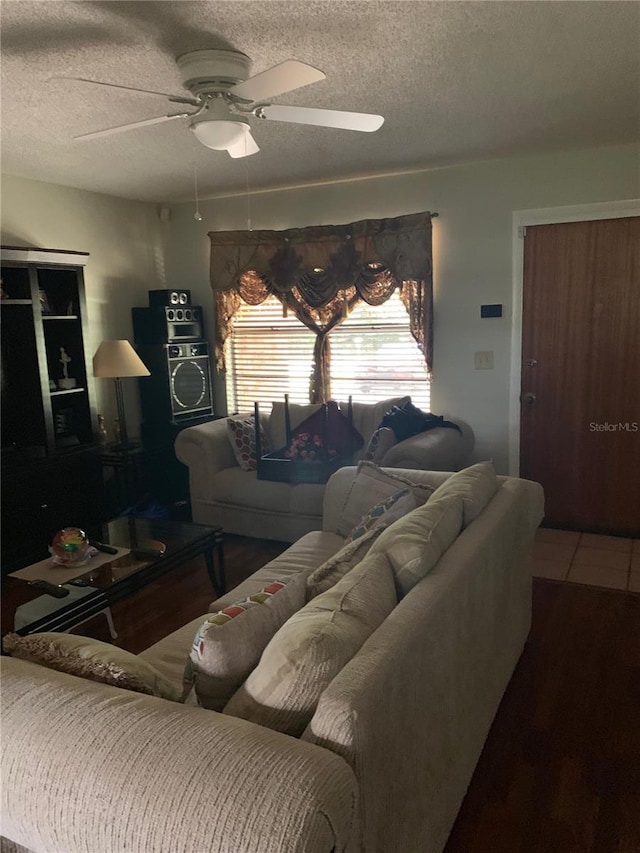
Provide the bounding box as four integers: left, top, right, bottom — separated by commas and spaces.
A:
1, 299, 33, 305
42, 315, 79, 321
50, 387, 86, 397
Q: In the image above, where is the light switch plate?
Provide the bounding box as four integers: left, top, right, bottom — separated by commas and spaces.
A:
474, 351, 494, 370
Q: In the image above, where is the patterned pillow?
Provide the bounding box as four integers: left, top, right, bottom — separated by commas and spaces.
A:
335, 461, 435, 537
227, 414, 270, 471
223, 550, 397, 737
306, 526, 385, 599
344, 488, 416, 544
184, 573, 307, 711
362, 426, 397, 464
2, 633, 182, 701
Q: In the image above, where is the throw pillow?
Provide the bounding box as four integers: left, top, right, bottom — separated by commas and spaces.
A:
223, 550, 397, 737
184, 572, 307, 711
306, 525, 386, 599
344, 488, 416, 544
428, 461, 499, 528
2, 632, 182, 701
370, 491, 464, 598
227, 414, 270, 471
269, 402, 323, 451
287, 401, 364, 458
334, 460, 435, 538
362, 426, 397, 464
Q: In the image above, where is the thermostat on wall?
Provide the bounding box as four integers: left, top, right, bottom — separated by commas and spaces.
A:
480, 304, 503, 318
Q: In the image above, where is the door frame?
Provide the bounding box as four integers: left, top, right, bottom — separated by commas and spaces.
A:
508, 198, 640, 476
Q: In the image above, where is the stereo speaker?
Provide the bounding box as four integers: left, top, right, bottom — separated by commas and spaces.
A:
136, 342, 214, 424
132, 306, 203, 344
148, 289, 191, 307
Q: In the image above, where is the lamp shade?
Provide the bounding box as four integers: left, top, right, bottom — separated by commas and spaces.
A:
93, 340, 150, 378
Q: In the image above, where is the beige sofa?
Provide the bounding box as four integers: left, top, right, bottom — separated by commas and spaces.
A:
175, 400, 474, 541
1, 465, 543, 853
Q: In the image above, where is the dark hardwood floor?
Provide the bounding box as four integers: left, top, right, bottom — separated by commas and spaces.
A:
445, 579, 640, 853
3, 536, 639, 851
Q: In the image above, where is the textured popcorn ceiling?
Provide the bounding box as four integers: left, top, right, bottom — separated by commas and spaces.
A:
1, 1, 638, 203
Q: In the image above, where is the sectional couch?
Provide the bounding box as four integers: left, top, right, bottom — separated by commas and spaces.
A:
1, 462, 543, 853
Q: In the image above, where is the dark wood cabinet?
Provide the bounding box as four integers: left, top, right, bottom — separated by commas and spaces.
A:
1, 448, 104, 571
1, 246, 103, 572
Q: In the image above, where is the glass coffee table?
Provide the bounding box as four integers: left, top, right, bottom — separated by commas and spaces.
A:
5, 517, 224, 637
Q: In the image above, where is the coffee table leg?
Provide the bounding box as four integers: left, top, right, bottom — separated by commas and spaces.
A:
205, 533, 226, 596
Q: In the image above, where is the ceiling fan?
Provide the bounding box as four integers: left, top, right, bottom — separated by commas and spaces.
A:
51, 49, 385, 158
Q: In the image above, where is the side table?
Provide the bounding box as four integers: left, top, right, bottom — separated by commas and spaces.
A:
100, 445, 149, 516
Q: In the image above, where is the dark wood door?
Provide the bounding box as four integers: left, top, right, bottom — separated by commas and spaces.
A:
520, 217, 640, 536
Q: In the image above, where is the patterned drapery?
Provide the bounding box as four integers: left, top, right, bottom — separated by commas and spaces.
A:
209, 211, 433, 402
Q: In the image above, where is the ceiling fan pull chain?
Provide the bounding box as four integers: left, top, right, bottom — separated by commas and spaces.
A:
194, 163, 203, 221
245, 151, 252, 231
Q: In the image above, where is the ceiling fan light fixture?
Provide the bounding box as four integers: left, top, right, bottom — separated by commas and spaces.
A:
191, 116, 250, 150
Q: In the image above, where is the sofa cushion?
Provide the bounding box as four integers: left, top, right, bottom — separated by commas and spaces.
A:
185, 573, 307, 711
227, 414, 269, 471
223, 550, 397, 737
429, 461, 499, 528
334, 461, 435, 538
139, 613, 212, 689
362, 426, 397, 464
269, 401, 323, 450
3, 632, 182, 701
306, 526, 385, 599
208, 468, 325, 520
371, 492, 464, 597
210, 531, 345, 612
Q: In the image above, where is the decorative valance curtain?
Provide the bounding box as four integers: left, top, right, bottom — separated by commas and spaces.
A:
209, 211, 433, 403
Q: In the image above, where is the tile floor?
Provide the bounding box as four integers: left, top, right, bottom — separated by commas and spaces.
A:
533, 528, 640, 592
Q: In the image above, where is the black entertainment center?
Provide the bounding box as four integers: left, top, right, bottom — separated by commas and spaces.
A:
0, 246, 103, 572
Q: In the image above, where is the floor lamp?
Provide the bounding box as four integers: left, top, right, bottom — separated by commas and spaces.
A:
93, 340, 150, 450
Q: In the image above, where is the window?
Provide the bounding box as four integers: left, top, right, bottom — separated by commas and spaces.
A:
225, 291, 430, 412
225, 296, 314, 412
330, 294, 431, 409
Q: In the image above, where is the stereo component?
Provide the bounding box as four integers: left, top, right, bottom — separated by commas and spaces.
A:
132, 306, 203, 343
136, 342, 214, 424
148, 289, 191, 307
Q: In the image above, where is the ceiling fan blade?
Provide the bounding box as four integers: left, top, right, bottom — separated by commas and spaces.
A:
230, 60, 325, 102
74, 112, 187, 141
49, 76, 199, 106
257, 104, 384, 132
227, 130, 260, 159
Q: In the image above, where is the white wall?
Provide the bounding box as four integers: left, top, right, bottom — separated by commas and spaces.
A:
0, 174, 164, 433
163, 142, 640, 473
4, 145, 637, 468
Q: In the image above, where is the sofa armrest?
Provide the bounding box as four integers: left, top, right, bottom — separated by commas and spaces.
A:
175, 417, 236, 476
174, 418, 238, 511
380, 418, 474, 471
0, 658, 357, 853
